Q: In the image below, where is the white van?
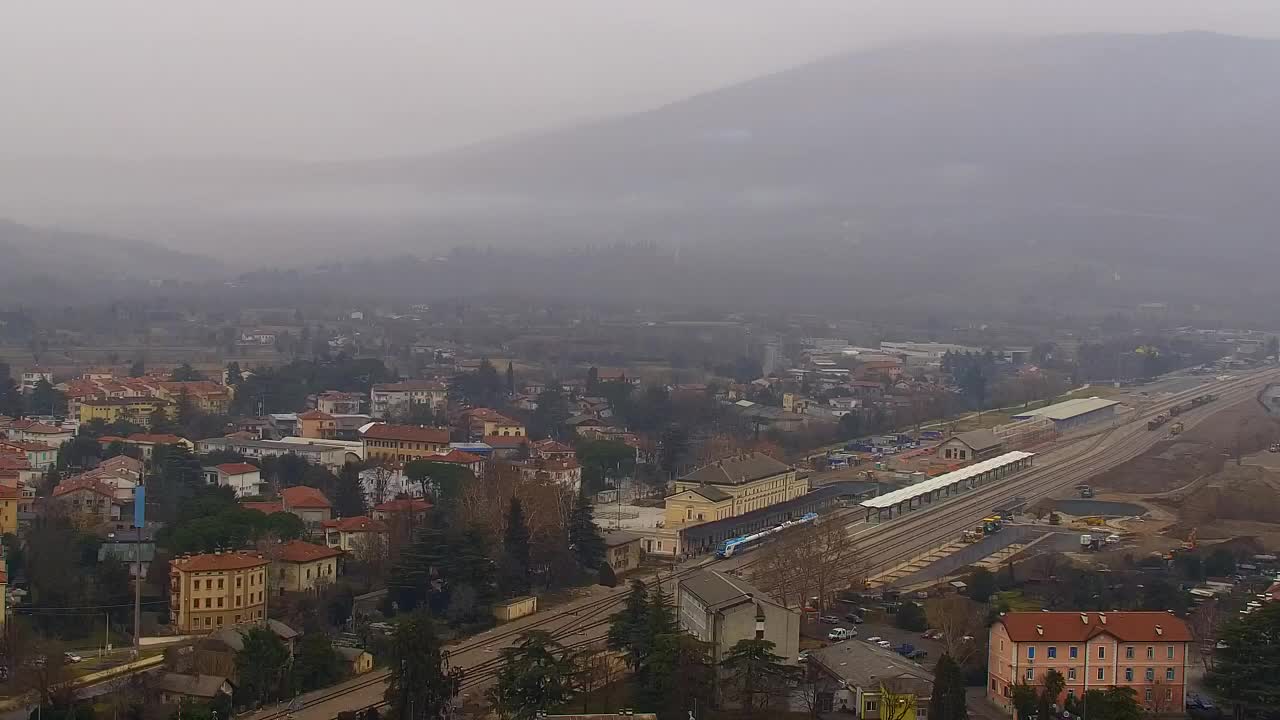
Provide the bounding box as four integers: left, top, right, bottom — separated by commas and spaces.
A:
828, 627, 853, 641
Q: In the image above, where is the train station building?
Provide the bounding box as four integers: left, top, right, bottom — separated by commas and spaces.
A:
859, 451, 1035, 523
1011, 397, 1121, 432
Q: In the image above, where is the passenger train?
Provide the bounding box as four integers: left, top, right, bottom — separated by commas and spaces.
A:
715, 512, 819, 558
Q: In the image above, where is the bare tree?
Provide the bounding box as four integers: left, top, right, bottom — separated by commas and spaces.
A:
752, 518, 864, 610
924, 597, 985, 665
1186, 600, 1221, 673
798, 666, 843, 717
1027, 552, 1065, 583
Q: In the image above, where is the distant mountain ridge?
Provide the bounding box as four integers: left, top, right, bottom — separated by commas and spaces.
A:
0, 219, 220, 302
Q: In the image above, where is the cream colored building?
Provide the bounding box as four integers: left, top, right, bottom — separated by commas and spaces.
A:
273, 540, 342, 593
664, 453, 807, 529
170, 552, 269, 632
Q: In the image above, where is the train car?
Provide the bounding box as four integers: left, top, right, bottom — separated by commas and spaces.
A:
716, 512, 820, 558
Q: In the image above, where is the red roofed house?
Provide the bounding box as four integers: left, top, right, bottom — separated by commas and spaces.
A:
531, 439, 576, 461
0, 441, 57, 471
170, 552, 269, 632
241, 486, 333, 529
483, 434, 529, 459
297, 410, 337, 440
52, 476, 121, 527
430, 449, 485, 476
321, 516, 387, 552
516, 458, 583, 493
372, 497, 431, 525
988, 611, 1193, 713
272, 540, 342, 593
360, 423, 450, 466
0, 485, 19, 535
8, 420, 73, 447
206, 463, 265, 498
463, 408, 525, 440
124, 433, 195, 461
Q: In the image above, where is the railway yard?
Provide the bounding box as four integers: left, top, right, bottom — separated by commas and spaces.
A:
247, 366, 1280, 720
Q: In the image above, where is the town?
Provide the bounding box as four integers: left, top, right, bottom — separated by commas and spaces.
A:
0, 300, 1277, 720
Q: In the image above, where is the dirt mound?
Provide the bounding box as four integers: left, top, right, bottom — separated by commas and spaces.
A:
1093, 397, 1280, 494
1164, 464, 1280, 526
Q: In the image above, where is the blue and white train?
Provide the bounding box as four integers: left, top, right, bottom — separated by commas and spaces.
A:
715, 512, 820, 558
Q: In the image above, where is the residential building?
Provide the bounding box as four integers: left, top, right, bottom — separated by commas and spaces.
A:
6, 420, 73, 447
428, 449, 486, 476
806, 636, 934, 716
675, 569, 800, 665
515, 457, 582, 492
196, 437, 358, 469
0, 485, 18, 535
369, 380, 447, 419
463, 408, 525, 439
98, 530, 157, 579
664, 453, 807, 529
530, 439, 576, 460
51, 477, 120, 527
169, 551, 269, 632
20, 367, 53, 394
204, 463, 266, 498
315, 391, 363, 416
154, 673, 235, 707
155, 381, 233, 415
482, 434, 529, 459
337, 647, 375, 675
372, 497, 430, 525
79, 397, 176, 428
111, 433, 194, 461
936, 429, 1006, 463
272, 540, 342, 593
280, 486, 332, 528
0, 441, 57, 470
602, 531, 643, 574
297, 410, 338, 440
321, 516, 387, 552
360, 423, 450, 465
988, 611, 1193, 713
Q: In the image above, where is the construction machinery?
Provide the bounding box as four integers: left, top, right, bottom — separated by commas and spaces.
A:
1079, 534, 1101, 552
1078, 485, 1095, 498
962, 529, 982, 543
1082, 516, 1106, 527
982, 516, 1004, 534
1181, 528, 1199, 552
1148, 413, 1169, 431
1169, 421, 1185, 436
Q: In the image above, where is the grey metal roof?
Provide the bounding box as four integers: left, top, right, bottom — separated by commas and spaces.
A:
683, 485, 732, 502
951, 429, 1004, 452
809, 641, 932, 693
1012, 397, 1120, 422
601, 530, 642, 547
154, 673, 232, 698
681, 453, 792, 486
679, 569, 773, 612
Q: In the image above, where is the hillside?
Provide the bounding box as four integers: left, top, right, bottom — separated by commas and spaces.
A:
0, 219, 221, 302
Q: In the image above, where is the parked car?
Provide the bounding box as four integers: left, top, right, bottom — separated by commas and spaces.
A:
828, 628, 853, 642
894, 643, 915, 656
876, 640, 892, 649
798, 651, 812, 663
908, 649, 929, 660
63, 653, 82, 664
819, 615, 840, 625
865, 636, 882, 644
845, 613, 864, 624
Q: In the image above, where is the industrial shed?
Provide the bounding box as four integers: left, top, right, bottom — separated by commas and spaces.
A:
1010, 397, 1121, 431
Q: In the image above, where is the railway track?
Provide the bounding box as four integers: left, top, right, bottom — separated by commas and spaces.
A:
261, 369, 1278, 720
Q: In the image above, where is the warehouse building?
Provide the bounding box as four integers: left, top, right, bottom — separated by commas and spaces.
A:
1010, 397, 1121, 432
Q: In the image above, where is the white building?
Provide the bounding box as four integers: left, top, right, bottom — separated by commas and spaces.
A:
369, 381, 448, 418
204, 463, 266, 498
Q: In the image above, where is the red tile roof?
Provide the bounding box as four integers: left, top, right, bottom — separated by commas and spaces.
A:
361, 423, 450, 444
0, 485, 21, 499
432, 449, 485, 465
996, 612, 1192, 643
216, 463, 260, 476
297, 410, 334, 421
127, 433, 187, 445
52, 476, 117, 499
1, 441, 55, 453
532, 439, 575, 455
16, 422, 65, 435
275, 539, 343, 563
242, 501, 284, 515
282, 485, 331, 509
483, 435, 529, 449
374, 497, 431, 513
172, 551, 270, 572
322, 516, 387, 533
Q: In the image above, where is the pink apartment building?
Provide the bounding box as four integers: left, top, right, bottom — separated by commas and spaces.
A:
988, 611, 1192, 714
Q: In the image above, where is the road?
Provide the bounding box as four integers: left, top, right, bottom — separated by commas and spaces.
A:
248, 367, 1280, 720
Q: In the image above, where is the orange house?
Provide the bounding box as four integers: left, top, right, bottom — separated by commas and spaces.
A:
988, 611, 1192, 713
297, 410, 337, 440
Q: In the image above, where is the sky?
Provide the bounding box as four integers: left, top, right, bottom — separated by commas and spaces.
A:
3, 1, 1280, 162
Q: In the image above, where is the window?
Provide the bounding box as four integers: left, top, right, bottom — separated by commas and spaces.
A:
1146, 646, 1154, 660
1166, 689, 1173, 701
1047, 647, 1057, 659
217, 578, 224, 590
864, 700, 879, 713
1145, 668, 1154, 682
1166, 668, 1175, 681
204, 598, 212, 609
1145, 689, 1152, 702
1067, 690, 1075, 699
1125, 668, 1134, 681
1067, 668, 1077, 680
1028, 647, 1036, 659
916, 708, 927, 719
192, 599, 199, 609
236, 577, 242, 588
1070, 646, 1079, 659
205, 617, 211, 627
1097, 668, 1105, 681
217, 598, 224, 608
206, 579, 213, 590
216, 616, 223, 626
1098, 646, 1106, 660
236, 596, 242, 607
1025, 669, 1033, 681
235, 615, 241, 623
1167, 646, 1175, 660
1125, 646, 1134, 659
990, 679, 997, 691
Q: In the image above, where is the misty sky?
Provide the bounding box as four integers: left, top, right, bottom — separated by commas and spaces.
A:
4, 1, 1280, 162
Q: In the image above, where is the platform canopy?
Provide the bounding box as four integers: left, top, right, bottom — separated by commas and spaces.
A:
860, 451, 1035, 509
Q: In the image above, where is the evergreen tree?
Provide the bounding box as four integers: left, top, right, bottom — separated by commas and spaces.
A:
719, 639, 799, 714
384, 610, 463, 720
235, 627, 290, 706
176, 390, 199, 431
29, 378, 63, 416
292, 633, 344, 691
332, 463, 368, 518
505, 361, 515, 397
928, 654, 968, 720
225, 361, 242, 385
640, 633, 715, 720
129, 359, 145, 377
0, 377, 22, 418
646, 584, 677, 640
443, 524, 497, 624
568, 493, 606, 572
586, 366, 599, 393
606, 580, 651, 671
1209, 602, 1280, 716
487, 631, 576, 720
499, 498, 531, 597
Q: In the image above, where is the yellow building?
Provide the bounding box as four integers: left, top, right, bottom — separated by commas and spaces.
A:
0, 485, 19, 535
170, 552, 269, 632
464, 409, 525, 439
664, 453, 807, 528
360, 423, 451, 465
80, 397, 176, 428
297, 410, 338, 440
271, 540, 342, 593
